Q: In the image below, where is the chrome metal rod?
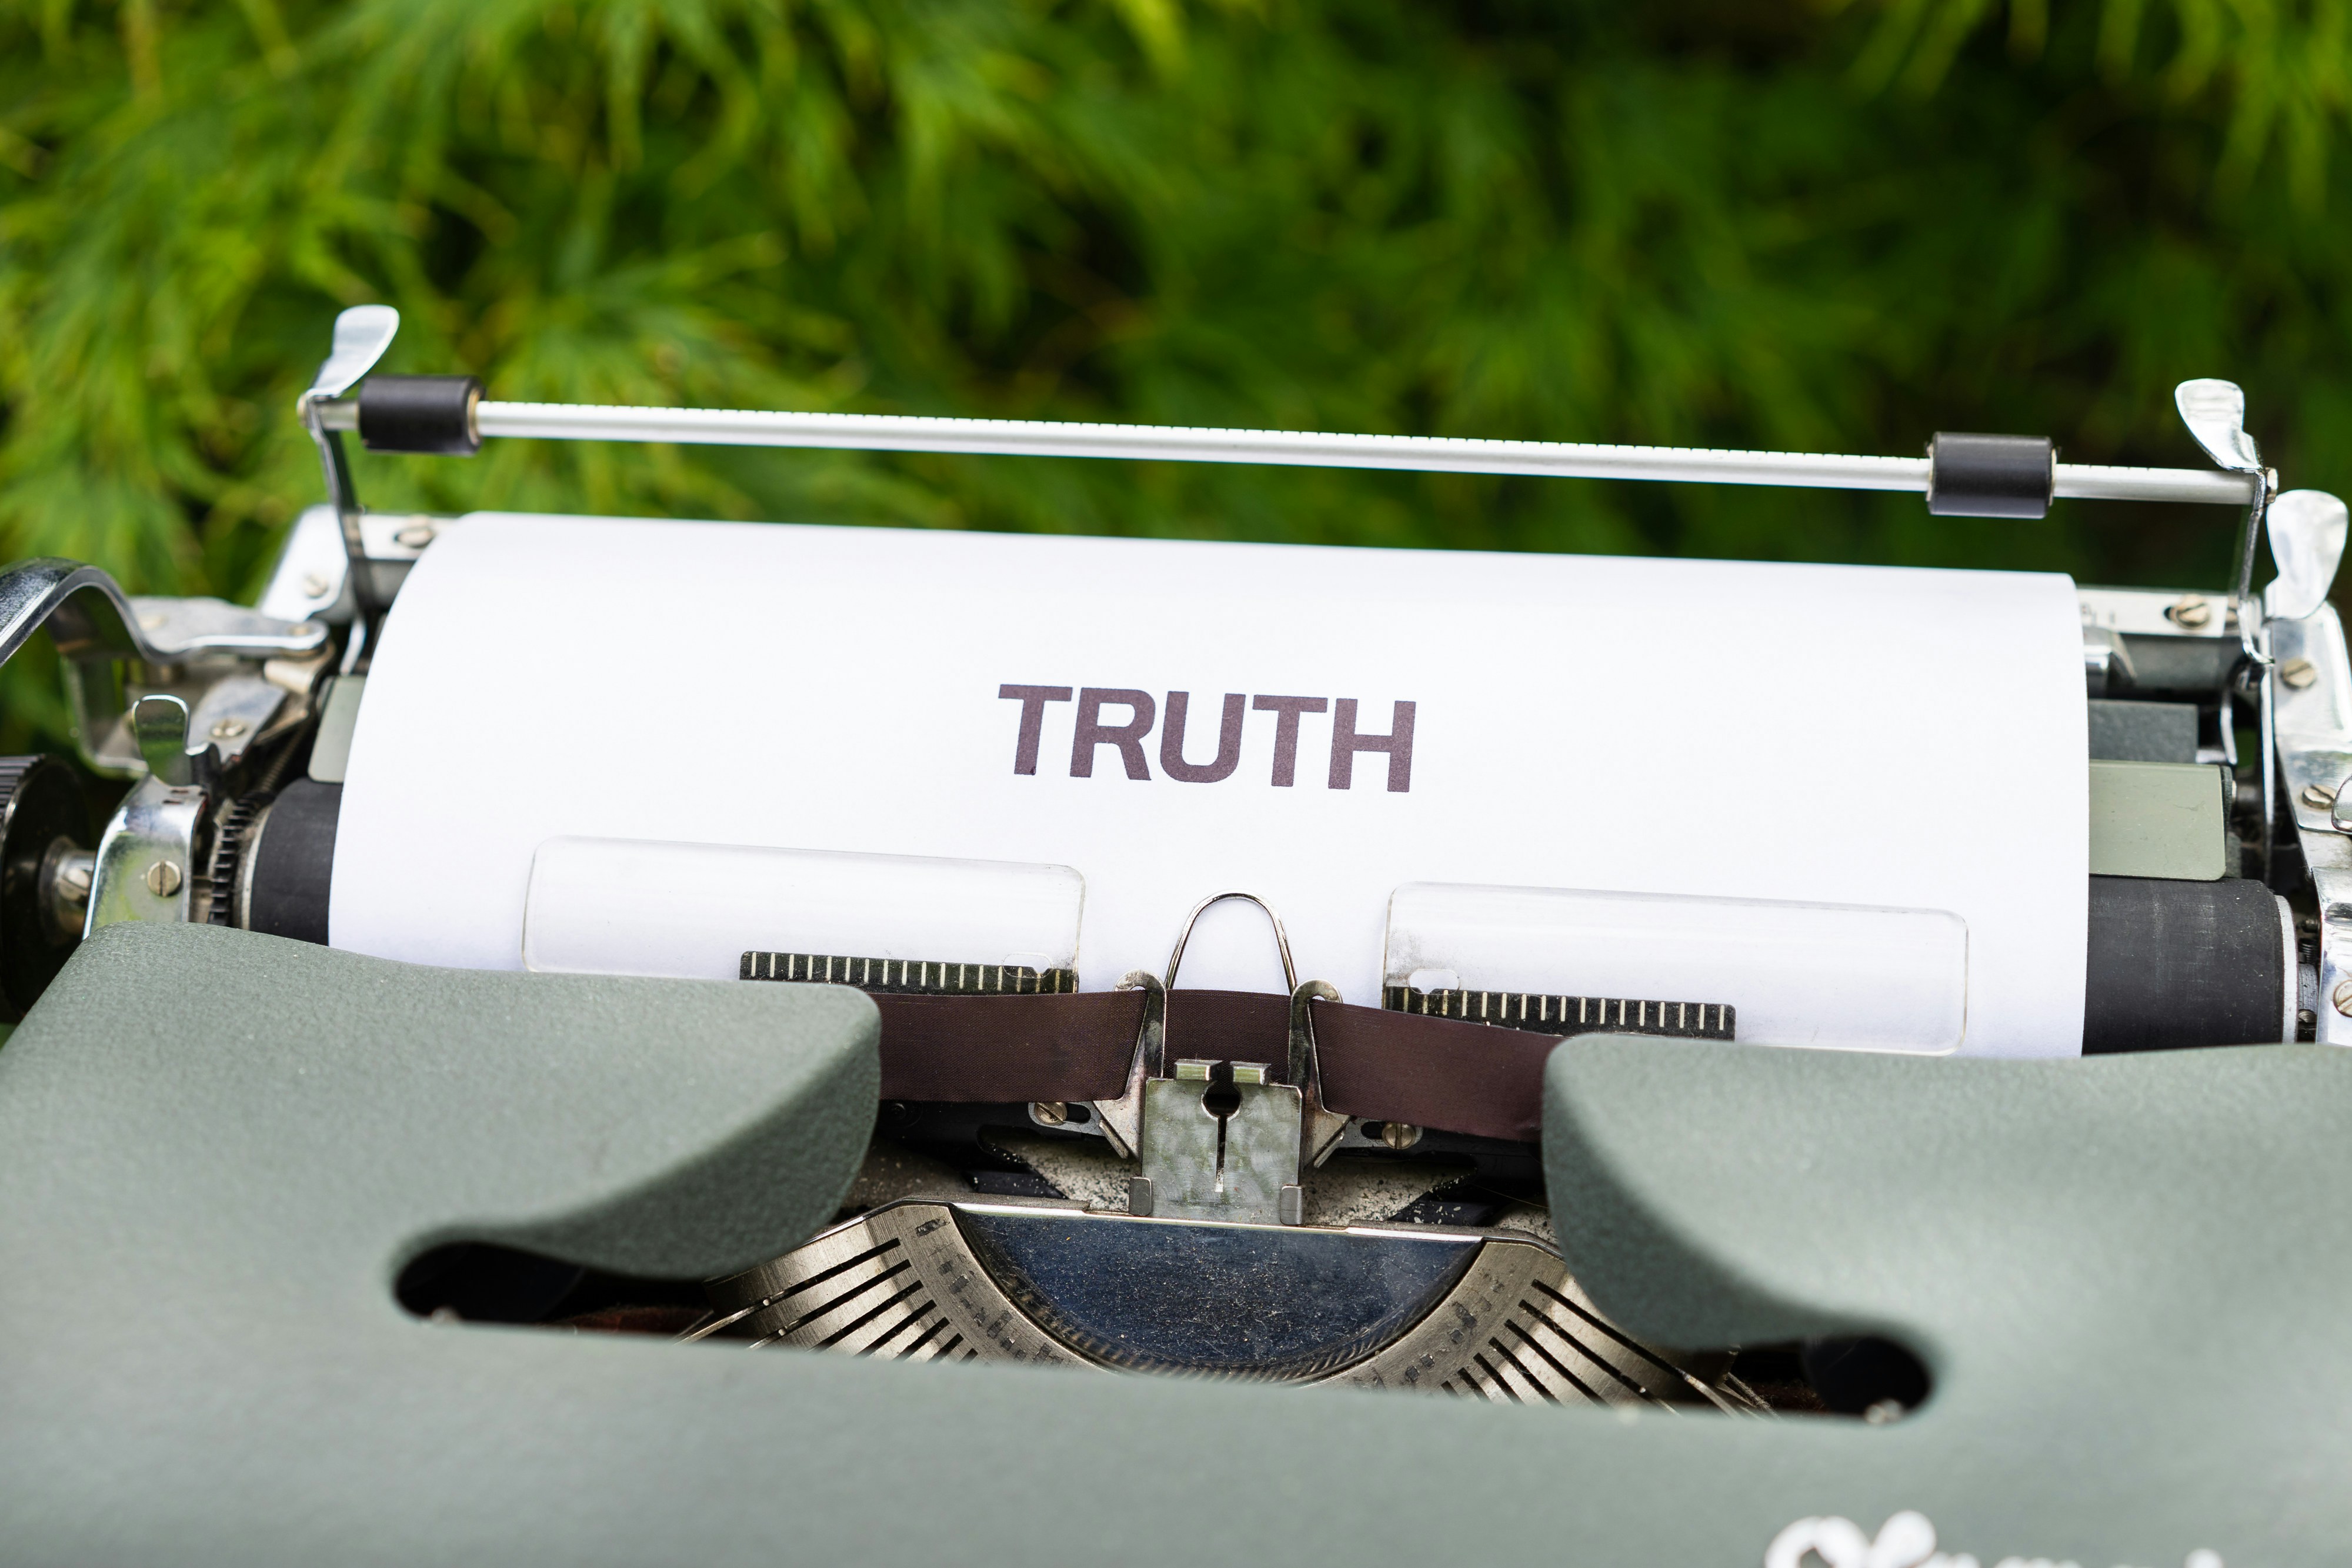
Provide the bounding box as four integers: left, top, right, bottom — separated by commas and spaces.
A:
319, 398, 2261, 505
2051, 464, 2258, 506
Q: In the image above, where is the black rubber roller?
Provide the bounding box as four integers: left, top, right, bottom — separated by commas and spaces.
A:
2084, 876, 2287, 1052
1926, 432, 2054, 519
359, 374, 483, 456
241, 780, 342, 945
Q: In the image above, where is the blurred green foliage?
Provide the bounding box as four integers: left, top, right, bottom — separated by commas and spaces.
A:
3, 0, 2351, 745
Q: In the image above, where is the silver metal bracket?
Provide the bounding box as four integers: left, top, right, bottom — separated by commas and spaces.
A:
0, 559, 325, 779
2175, 378, 2277, 665
1289, 979, 1350, 1170
85, 771, 208, 935
1117, 892, 1344, 1225
2258, 491, 2352, 878
1090, 969, 1163, 1160
82, 693, 217, 934
2174, 380, 2281, 868
298, 305, 401, 640
0, 559, 321, 673
2267, 599, 2352, 1043
1136, 1060, 1305, 1226
132, 693, 213, 789
256, 506, 457, 624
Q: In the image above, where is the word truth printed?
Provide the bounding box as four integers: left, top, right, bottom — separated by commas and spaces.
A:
998, 686, 1417, 792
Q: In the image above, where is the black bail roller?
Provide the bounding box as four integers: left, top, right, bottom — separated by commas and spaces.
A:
1926, 432, 2056, 519
358, 374, 484, 456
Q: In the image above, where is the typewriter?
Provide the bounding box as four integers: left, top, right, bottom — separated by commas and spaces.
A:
1, 306, 2348, 1568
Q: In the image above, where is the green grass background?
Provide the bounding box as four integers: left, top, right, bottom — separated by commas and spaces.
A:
4, 0, 2350, 747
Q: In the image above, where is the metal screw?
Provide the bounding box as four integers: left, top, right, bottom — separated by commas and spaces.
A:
208, 718, 248, 741
2168, 595, 2214, 629
393, 523, 436, 549
2282, 657, 2320, 690
2333, 979, 2352, 1018
1030, 1101, 1069, 1127
1379, 1121, 1422, 1150
144, 860, 182, 898
2304, 783, 2338, 809
301, 573, 332, 599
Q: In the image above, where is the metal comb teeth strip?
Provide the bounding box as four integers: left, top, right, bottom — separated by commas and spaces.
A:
739, 950, 1079, 996
1380, 985, 1734, 1040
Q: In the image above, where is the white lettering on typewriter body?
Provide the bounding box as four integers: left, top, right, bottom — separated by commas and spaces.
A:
999, 684, 1417, 792
1763, 1510, 2224, 1568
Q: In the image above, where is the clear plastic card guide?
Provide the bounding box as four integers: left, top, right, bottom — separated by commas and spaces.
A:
522, 837, 1084, 982
1384, 882, 1969, 1054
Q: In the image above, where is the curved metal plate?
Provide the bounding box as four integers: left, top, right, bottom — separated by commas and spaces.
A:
704, 1200, 1737, 1407
706, 1200, 1086, 1367
955, 1204, 1476, 1379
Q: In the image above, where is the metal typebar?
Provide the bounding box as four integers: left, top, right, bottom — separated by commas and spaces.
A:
315, 398, 2260, 506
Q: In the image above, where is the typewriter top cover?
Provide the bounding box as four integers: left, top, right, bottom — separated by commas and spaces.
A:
1, 308, 2347, 1568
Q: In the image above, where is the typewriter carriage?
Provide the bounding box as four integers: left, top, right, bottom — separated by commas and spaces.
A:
0, 305, 2342, 1404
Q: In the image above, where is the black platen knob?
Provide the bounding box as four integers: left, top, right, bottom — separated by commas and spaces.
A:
0, 756, 94, 1022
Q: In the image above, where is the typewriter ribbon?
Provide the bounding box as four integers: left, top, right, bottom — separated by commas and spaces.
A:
828, 984, 1575, 1145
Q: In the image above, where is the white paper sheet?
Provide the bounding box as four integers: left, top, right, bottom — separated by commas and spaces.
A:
333, 513, 2089, 1055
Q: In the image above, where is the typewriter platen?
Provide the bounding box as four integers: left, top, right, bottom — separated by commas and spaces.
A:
2, 309, 2350, 1565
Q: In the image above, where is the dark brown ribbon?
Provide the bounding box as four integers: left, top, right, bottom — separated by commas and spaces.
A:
872, 987, 1557, 1143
